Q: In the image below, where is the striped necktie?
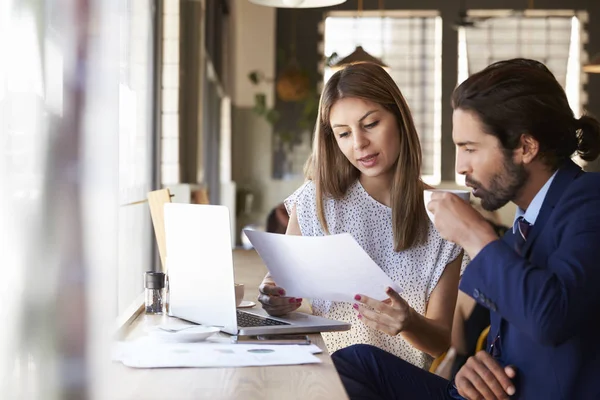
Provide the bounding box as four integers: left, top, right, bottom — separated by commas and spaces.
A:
514, 216, 531, 255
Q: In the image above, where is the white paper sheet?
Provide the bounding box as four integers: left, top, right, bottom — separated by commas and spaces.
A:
113, 337, 322, 369
244, 231, 402, 303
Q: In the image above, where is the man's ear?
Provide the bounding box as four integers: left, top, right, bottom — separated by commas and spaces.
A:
519, 134, 540, 164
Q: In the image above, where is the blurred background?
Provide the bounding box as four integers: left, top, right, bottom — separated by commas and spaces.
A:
1, 0, 599, 398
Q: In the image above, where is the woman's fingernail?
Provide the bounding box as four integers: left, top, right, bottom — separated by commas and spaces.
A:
357, 314, 362, 319
507, 386, 515, 396
353, 303, 359, 310
289, 298, 296, 303
279, 290, 285, 295
296, 298, 302, 302
354, 295, 361, 301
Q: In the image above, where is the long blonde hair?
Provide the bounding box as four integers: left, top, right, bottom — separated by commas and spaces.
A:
305, 62, 427, 251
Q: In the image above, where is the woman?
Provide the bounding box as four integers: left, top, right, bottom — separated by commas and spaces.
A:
258, 62, 464, 370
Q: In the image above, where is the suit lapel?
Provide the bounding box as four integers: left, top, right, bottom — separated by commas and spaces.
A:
520, 160, 583, 257
496, 161, 583, 349
501, 229, 519, 253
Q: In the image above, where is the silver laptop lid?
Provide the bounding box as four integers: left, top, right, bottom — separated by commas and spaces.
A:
164, 203, 239, 334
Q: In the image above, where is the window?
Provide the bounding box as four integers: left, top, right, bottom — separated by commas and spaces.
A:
321, 11, 443, 184
118, 0, 157, 314
161, 0, 183, 185
0, 0, 157, 321
0, 0, 158, 396
456, 10, 588, 184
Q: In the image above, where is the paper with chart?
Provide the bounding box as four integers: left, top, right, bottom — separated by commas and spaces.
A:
244, 231, 402, 303
113, 336, 322, 368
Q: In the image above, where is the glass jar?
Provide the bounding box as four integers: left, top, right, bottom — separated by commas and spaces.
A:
144, 271, 165, 314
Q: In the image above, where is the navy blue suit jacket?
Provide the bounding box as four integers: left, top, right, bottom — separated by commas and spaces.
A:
460, 160, 600, 400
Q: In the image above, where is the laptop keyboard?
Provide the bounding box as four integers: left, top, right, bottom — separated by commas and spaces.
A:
237, 310, 290, 327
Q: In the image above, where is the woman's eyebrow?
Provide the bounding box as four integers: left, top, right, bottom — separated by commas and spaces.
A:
331, 110, 378, 128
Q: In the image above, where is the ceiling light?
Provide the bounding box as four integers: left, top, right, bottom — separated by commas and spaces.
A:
329, 46, 390, 72
249, 0, 347, 8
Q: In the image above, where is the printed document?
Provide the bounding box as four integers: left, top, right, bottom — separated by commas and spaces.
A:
244, 231, 401, 303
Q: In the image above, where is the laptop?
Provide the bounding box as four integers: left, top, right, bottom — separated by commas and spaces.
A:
163, 203, 351, 336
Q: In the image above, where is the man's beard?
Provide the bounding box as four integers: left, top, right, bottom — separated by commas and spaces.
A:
466, 154, 529, 211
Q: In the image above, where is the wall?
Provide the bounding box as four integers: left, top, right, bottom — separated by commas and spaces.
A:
229, 0, 304, 240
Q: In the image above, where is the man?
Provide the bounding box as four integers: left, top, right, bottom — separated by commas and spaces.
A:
331, 58, 600, 400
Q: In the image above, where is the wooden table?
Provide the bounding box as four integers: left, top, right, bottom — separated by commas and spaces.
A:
109, 250, 349, 400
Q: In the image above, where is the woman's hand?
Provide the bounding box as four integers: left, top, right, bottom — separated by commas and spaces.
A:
353, 287, 415, 336
257, 282, 302, 316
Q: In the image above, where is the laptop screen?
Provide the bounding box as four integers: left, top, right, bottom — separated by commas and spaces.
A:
164, 203, 239, 334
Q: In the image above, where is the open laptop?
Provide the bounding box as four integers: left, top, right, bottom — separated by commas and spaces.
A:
163, 203, 351, 336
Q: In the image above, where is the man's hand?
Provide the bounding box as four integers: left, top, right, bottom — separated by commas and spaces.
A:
354, 287, 414, 336
426, 192, 497, 258
455, 351, 517, 400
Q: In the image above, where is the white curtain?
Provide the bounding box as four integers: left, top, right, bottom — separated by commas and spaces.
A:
0, 0, 122, 398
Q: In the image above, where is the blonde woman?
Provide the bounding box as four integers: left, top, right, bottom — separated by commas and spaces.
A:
258, 62, 464, 370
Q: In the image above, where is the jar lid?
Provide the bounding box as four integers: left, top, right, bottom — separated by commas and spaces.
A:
145, 271, 165, 289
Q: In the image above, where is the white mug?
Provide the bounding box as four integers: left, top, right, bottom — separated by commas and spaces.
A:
423, 189, 471, 222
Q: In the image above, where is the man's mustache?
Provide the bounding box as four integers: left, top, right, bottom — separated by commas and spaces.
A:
465, 176, 482, 188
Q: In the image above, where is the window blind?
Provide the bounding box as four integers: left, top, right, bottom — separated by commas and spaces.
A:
322, 11, 442, 184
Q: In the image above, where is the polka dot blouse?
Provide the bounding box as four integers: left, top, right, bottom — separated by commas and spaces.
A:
284, 180, 465, 370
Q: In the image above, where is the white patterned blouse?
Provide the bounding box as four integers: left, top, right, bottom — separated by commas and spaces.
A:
284, 180, 466, 370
